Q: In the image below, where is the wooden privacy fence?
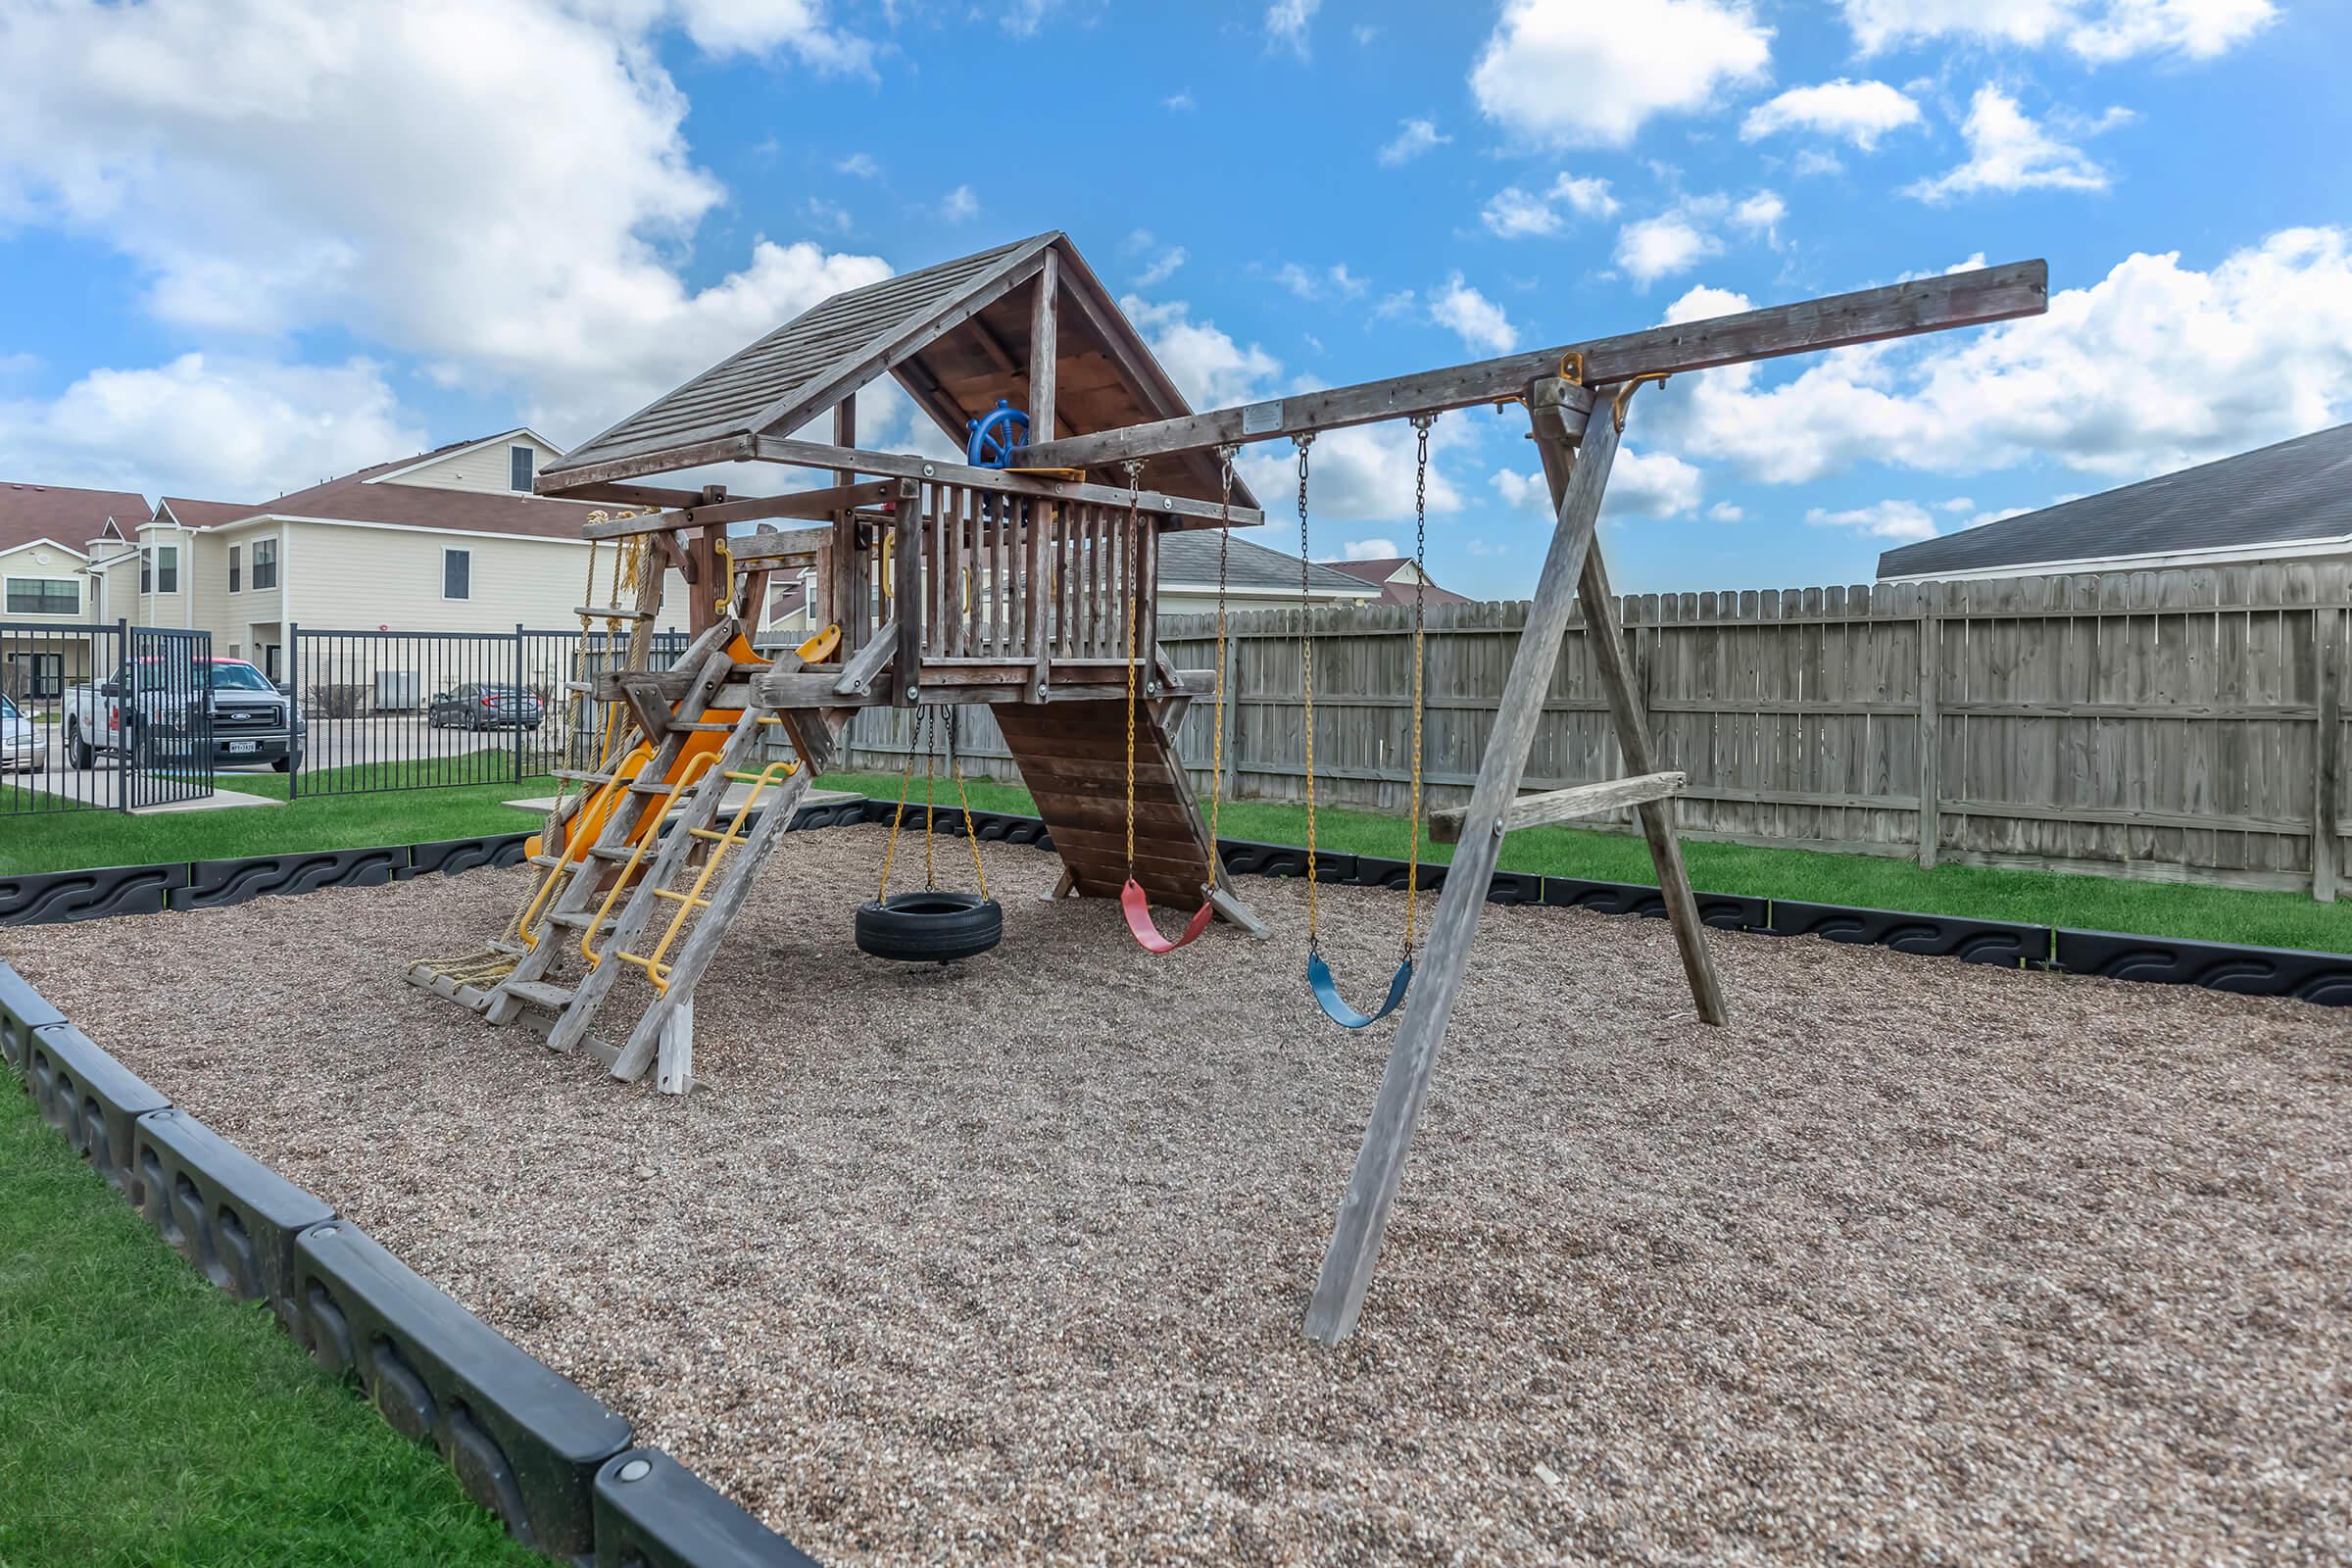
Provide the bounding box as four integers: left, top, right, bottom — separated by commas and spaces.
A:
828, 561, 2352, 901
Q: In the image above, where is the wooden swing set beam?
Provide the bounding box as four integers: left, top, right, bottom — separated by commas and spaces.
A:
1011, 260, 2048, 470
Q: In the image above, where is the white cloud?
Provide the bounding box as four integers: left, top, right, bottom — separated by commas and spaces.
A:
1741, 79, 1923, 151
1265, 0, 1320, 56
1121, 296, 1281, 410
1617, 209, 1725, 285
1430, 273, 1518, 355
1481, 172, 1620, 238
1794, 149, 1847, 177
1733, 190, 1787, 235
1605, 448, 1706, 518
1664, 284, 1756, 323
1839, 0, 2276, 61
1907, 86, 2126, 202
1494, 448, 1706, 521
0, 0, 893, 443
834, 150, 879, 177
0, 354, 426, 499
1135, 247, 1188, 287
629, 0, 871, 68
1275, 263, 1371, 302
940, 183, 980, 221
1708, 501, 1745, 521
1472, 0, 1772, 148
1164, 89, 1196, 111
1340, 537, 1400, 561
804, 197, 853, 233
2069, 0, 2277, 61
1378, 118, 1451, 167
1615, 192, 1781, 286
1242, 419, 1468, 523
1805, 499, 1940, 541
1647, 227, 2352, 488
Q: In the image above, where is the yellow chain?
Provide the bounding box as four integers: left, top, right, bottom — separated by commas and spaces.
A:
1122, 463, 1142, 875
1205, 448, 1235, 889
947, 711, 990, 900
1296, 436, 1319, 945
877, 713, 921, 899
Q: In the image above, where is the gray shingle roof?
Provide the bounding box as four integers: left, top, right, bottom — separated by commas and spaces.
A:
547, 235, 1050, 479
1879, 421, 2352, 579
1159, 530, 1370, 595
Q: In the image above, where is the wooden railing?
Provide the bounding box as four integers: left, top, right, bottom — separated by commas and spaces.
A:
917, 487, 1151, 662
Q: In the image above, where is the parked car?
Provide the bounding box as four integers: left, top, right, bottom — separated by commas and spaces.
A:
427, 683, 546, 731
64, 657, 305, 772
0, 691, 48, 773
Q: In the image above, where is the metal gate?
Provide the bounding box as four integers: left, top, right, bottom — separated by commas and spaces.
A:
123, 626, 215, 809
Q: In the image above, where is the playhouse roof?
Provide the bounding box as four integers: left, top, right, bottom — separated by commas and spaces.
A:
541, 232, 1255, 511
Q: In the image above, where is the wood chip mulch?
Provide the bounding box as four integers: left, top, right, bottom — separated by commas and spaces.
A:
7, 824, 2348, 1566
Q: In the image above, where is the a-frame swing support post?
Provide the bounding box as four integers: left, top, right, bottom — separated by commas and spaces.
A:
1303, 374, 1721, 1346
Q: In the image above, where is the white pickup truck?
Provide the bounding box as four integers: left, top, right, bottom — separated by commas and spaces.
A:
64, 656, 306, 772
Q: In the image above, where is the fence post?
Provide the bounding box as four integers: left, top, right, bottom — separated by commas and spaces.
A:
2315, 603, 2343, 904
1916, 587, 1940, 869
514, 623, 527, 785
114, 617, 131, 815
286, 623, 300, 801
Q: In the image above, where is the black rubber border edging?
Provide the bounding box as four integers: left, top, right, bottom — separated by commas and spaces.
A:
0, 957, 826, 1566
843, 798, 2347, 1007
0, 802, 857, 928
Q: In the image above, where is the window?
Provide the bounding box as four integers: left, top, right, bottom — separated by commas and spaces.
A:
144, 544, 179, 594
228, 545, 242, 593
4, 577, 78, 616
140, 548, 151, 594
252, 538, 277, 590
510, 444, 534, 492
443, 548, 471, 600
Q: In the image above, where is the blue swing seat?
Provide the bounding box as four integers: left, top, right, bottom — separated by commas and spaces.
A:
1307, 949, 1413, 1030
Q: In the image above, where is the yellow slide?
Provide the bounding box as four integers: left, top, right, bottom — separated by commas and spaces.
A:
525, 629, 769, 862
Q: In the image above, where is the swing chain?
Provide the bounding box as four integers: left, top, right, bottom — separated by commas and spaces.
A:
1404, 415, 1438, 958
877, 702, 929, 900
1129, 456, 1148, 883
1206, 444, 1237, 890
1294, 434, 1319, 952
945, 706, 990, 900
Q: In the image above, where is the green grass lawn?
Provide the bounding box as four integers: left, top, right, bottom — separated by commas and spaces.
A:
826, 768, 2352, 956
0, 761, 558, 877
4, 758, 2347, 956
0, 1088, 540, 1568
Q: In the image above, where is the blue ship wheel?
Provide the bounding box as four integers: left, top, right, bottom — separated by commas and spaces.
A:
965, 399, 1030, 468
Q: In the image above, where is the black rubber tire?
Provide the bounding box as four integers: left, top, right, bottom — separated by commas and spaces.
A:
856, 890, 1003, 963
67, 722, 94, 770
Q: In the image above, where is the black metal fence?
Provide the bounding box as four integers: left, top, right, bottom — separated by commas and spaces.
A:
0, 619, 216, 815
286, 625, 686, 799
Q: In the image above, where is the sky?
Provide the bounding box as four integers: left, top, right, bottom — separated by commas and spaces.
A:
2, 0, 2349, 598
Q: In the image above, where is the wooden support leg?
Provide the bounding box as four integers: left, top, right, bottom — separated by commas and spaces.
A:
657, 997, 694, 1096
1529, 401, 1729, 1027
1302, 377, 1626, 1347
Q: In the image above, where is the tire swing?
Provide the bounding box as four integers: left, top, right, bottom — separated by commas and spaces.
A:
856, 705, 1004, 964
1293, 418, 1434, 1028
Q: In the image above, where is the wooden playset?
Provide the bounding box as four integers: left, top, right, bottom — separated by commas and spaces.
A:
408, 231, 2046, 1340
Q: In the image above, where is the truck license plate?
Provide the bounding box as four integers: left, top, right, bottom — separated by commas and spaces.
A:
227, 740, 258, 755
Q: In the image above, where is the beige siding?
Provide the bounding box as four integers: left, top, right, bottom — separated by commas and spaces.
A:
0, 540, 92, 621
388, 434, 564, 497
283, 521, 693, 633
205, 523, 288, 650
